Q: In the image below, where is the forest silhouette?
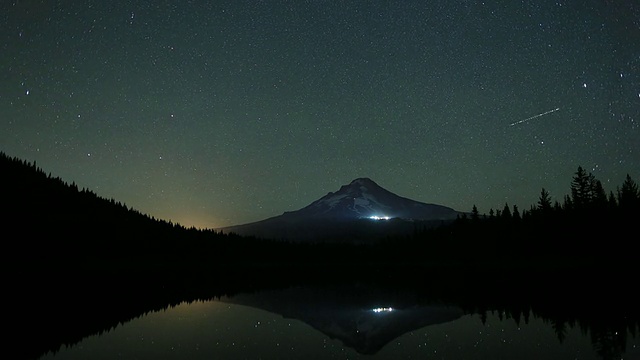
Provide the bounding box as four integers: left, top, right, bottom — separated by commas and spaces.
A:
1, 151, 638, 360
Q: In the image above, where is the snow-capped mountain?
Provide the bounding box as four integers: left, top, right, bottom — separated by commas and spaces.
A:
287, 177, 457, 221
218, 178, 461, 242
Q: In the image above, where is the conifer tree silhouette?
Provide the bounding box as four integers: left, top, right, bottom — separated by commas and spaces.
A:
537, 188, 552, 213
571, 166, 592, 208
618, 174, 639, 210
512, 205, 521, 221
501, 203, 511, 220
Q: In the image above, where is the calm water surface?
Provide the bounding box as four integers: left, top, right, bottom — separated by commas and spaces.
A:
39, 292, 640, 360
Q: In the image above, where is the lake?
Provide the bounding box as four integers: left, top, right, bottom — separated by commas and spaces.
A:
37, 286, 640, 360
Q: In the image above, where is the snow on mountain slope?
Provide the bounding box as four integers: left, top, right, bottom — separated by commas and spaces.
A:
218, 178, 461, 241
286, 178, 457, 220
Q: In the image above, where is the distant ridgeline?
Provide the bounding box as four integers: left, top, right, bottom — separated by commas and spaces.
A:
1, 151, 229, 269
2, 151, 639, 360
429, 165, 640, 268
1, 150, 639, 273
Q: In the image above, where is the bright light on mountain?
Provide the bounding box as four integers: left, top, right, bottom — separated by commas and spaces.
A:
372, 307, 394, 313
369, 215, 391, 220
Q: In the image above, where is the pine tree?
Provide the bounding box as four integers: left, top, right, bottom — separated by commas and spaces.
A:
571, 166, 591, 208
553, 200, 562, 212
607, 191, 617, 209
570, 166, 607, 210
501, 203, 511, 220
563, 195, 573, 212
471, 205, 479, 221
512, 204, 521, 221
538, 188, 552, 213
618, 174, 639, 209
591, 178, 607, 208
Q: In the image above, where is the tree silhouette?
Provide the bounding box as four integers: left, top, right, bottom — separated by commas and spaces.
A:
471, 205, 479, 221
3, 150, 640, 360
552, 319, 568, 343
591, 179, 608, 209
607, 191, 617, 209
571, 166, 592, 208
537, 188, 552, 213
512, 205, 521, 221
501, 203, 511, 220
617, 174, 639, 210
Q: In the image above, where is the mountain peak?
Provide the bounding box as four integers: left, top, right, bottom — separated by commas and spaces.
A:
219, 178, 461, 241
349, 177, 377, 186
292, 178, 457, 221
343, 178, 386, 194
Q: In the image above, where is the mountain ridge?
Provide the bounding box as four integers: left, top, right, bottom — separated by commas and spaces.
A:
218, 177, 461, 242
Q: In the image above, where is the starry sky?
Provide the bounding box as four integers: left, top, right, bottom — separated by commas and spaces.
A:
2, 1, 638, 229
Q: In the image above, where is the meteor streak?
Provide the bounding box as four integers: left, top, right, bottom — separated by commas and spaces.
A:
509, 107, 560, 126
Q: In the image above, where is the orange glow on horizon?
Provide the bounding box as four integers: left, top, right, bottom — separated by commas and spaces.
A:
159, 213, 223, 231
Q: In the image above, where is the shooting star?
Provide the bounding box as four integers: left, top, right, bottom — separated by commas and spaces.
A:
509, 107, 560, 126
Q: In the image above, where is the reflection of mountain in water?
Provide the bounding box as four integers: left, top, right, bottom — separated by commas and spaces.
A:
220, 285, 464, 355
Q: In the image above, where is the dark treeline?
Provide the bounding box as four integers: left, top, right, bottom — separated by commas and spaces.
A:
397, 165, 640, 269
4, 150, 638, 272
1, 151, 638, 360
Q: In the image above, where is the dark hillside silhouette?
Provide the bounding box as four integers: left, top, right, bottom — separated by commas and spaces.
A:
399, 165, 639, 271
3, 151, 637, 272
1, 151, 638, 360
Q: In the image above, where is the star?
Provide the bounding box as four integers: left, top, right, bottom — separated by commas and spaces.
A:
1, 1, 637, 229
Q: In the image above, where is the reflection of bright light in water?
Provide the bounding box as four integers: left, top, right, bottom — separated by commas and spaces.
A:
371, 307, 394, 313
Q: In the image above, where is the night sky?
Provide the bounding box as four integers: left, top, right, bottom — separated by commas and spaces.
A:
2, 1, 638, 229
